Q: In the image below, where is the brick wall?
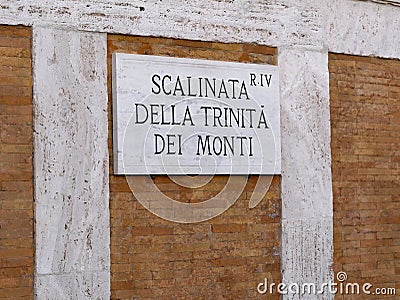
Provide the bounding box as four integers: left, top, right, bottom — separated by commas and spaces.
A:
330, 53, 400, 299
108, 35, 281, 299
0, 25, 33, 298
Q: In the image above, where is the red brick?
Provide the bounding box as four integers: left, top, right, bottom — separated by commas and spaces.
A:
330, 53, 400, 294
109, 35, 280, 299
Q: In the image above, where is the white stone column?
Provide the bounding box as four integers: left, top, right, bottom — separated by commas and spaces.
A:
279, 48, 334, 299
33, 27, 110, 299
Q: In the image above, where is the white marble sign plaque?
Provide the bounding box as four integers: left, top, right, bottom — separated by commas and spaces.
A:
112, 53, 281, 175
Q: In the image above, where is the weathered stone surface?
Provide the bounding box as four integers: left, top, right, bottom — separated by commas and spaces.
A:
1, 0, 399, 58
279, 49, 332, 219
33, 27, 109, 299
35, 272, 109, 299
1, 1, 324, 48
282, 219, 333, 299
327, 0, 400, 58
279, 48, 333, 299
